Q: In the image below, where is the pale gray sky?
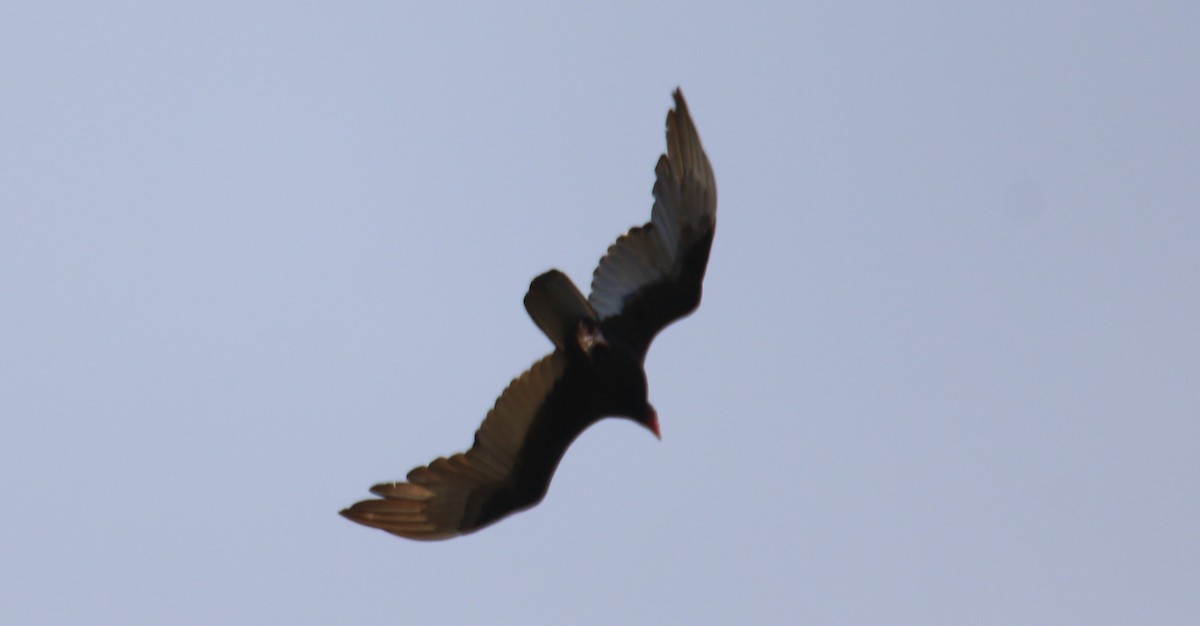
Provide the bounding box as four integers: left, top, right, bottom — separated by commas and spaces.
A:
3, 2, 1198, 624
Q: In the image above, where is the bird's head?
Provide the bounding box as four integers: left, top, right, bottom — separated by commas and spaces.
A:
635, 403, 661, 440
590, 339, 660, 439
622, 372, 660, 440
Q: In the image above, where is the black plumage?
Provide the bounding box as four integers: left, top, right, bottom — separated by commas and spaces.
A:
341, 89, 716, 540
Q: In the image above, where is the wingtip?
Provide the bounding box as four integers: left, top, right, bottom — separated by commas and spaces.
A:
672, 87, 688, 110
669, 86, 715, 206
671, 88, 693, 127
339, 503, 372, 526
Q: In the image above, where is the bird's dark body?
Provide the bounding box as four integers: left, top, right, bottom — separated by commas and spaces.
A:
342, 89, 716, 540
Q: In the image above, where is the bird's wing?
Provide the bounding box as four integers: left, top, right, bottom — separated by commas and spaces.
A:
588, 89, 717, 356
341, 352, 568, 540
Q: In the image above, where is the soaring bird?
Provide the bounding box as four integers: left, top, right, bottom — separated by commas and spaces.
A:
341, 89, 716, 540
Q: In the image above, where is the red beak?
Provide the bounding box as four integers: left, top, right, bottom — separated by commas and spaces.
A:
645, 407, 661, 440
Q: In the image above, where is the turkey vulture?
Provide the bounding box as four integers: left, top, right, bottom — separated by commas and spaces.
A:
341, 89, 716, 540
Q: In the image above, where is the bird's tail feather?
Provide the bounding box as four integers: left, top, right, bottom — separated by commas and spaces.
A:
524, 270, 597, 350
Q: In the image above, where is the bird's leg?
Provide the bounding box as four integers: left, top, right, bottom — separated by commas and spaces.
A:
575, 319, 608, 357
